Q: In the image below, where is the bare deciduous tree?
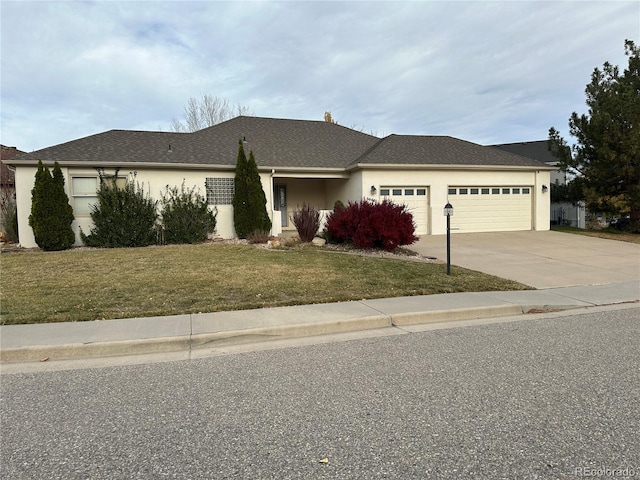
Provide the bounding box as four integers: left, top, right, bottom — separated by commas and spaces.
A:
171, 95, 253, 132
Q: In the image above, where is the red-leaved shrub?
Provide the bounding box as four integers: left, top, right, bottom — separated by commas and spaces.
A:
325, 199, 418, 251
292, 203, 321, 242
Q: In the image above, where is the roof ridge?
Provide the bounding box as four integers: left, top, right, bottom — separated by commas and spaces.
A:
347, 136, 388, 167
194, 115, 380, 137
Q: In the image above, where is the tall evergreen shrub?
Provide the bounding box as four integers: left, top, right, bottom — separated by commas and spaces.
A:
28, 161, 75, 251
232, 140, 271, 238
81, 175, 158, 248
160, 182, 217, 244
232, 140, 251, 238
246, 150, 272, 233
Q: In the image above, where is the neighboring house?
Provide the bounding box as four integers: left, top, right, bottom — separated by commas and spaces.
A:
491, 140, 585, 228
490, 140, 565, 184
7, 116, 553, 248
1, 145, 20, 191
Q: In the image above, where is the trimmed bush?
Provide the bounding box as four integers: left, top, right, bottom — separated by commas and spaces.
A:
28, 161, 75, 251
292, 203, 321, 242
160, 183, 216, 244
81, 176, 158, 248
325, 199, 418, 251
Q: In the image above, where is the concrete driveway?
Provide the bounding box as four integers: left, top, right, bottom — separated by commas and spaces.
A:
411, 231, 640, 289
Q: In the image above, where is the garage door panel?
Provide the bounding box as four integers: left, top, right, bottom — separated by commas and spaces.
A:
381, 186, 430, 235
448, 186, 531, 233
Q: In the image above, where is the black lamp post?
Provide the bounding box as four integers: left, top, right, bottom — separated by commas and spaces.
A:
444, 202, 454, 275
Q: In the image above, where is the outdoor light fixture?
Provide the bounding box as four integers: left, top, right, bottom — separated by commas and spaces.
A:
370, 185, 377, 195
542, 184, 548, 193
444, 202, 454, 275
443, 202, 454, 217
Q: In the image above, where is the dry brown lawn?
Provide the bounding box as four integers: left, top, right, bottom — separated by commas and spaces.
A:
0, 243, 530, 325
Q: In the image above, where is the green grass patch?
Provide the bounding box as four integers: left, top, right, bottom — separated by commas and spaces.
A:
0, 243, 530, 325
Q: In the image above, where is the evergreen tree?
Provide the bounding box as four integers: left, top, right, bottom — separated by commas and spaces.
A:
246, 150, 272, 233
232, 140, 272, 238
29, 161, 51, 248
232, 139, 251, 238
28, 161, 75, 251
549, 39, 640, 231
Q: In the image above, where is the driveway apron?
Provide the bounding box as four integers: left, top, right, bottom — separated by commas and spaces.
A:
411, 231, 640, 289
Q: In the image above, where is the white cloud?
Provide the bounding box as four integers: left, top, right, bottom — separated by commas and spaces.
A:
1, 0, 637, 151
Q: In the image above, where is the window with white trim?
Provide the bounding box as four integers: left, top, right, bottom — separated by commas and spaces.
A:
71, 175, 127, 215
71, 177, 99, 215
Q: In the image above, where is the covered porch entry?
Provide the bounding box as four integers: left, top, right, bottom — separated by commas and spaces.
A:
269, 174, 349, 236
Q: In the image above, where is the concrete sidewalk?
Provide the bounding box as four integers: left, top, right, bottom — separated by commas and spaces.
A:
2, 281, 638, 364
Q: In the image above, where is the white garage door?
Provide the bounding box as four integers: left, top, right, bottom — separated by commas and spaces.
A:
380, 187, 430, 235
447, 186, 532, 233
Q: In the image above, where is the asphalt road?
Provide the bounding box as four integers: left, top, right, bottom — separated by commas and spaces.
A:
2, 307, 639, 479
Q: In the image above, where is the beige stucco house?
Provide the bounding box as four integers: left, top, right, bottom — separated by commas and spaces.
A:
7, 116, 553, 248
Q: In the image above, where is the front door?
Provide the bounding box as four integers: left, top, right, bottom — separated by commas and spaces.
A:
274, 184, 288, 227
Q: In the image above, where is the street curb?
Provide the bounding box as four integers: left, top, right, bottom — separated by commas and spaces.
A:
390, 305, 526, 326
0, 304, 584, 364
0, 316, 392, 363
0, 336, 192, 363
191, 314, 391, 349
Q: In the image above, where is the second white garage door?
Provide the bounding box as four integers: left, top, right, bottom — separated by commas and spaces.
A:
447, 186, 532, 233
380, 187, 430, 235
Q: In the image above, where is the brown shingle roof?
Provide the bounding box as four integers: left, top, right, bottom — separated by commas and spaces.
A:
354, 135, 547, 167
13, 117, 380, 169
189, 116, 380, 168
10, 117, 547, 170
12, 130, 187, 165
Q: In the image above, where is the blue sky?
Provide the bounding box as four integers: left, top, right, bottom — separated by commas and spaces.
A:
1, 0, 638, 152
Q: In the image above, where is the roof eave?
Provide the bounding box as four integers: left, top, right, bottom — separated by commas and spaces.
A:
5, 159, 351, 177
264, 166, 349, 178
347, 163, 556, 171
4, 159, 236, 170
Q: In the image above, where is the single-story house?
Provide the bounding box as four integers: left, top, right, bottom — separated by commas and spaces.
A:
7, 116, 553, 248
